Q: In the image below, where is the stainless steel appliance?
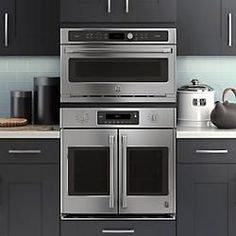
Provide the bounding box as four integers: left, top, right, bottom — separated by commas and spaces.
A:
60, 107, 176, 218
60, 28, 176, 103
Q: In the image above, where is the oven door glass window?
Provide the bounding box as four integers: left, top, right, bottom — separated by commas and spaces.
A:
127, 147, 168, 195
68, 147, 110, 195
69, 58, 168, 82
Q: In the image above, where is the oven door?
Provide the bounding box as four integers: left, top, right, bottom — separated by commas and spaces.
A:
61, 44, 176, 102
119, 129, 175, 214
61, 129, 118, 214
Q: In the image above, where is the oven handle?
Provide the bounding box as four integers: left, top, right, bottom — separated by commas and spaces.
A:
64, 48, 173, 54
122, 135, 127, 209
109, 135, 115, 209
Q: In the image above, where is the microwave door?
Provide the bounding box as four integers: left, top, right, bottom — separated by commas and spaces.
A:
61, 45, 176, 98
119, 129, 175, 214
61, 129, 118, 215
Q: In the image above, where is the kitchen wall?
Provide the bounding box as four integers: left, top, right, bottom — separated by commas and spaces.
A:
0, 56, 236, 116
177, 57, 236, 101
0, 57, 60, 117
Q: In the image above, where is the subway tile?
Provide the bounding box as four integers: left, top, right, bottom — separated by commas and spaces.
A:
0, 58, 8, 72
0, 72, 17, 82
28, 56, 60, 73
6, 57, 30, 72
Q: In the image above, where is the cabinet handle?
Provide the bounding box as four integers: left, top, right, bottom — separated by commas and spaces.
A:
4, 13, 9, 47
102, 229, 135, 234
125, 0, 129, 13
8, 150, 42, 154
228, 13, 232, 47
122, 135, 127, 209
109, 135, 115, 209
107, 0, 111, 13
195, 149, 229, 154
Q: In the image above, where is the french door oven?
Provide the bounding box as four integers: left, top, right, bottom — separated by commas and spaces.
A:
61, 128, 175, 216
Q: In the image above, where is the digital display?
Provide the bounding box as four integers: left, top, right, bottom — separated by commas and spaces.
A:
106, 114, 131, 120
109, 33, 125, 40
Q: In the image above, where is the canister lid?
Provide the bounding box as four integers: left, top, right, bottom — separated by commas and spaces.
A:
10, 91, 32, 98
178, 79, 214, 92
34, 77, 60, 86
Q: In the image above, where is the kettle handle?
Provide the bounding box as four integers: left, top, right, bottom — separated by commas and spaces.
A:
222, 88, 236, 102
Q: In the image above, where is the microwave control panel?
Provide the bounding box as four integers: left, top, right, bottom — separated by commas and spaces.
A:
97, 111, 139, 125
68, 31, 169, 42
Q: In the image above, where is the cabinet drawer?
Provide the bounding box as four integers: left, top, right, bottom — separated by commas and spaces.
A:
0, 139, 59, 163
178, 139, 236, 163
61, 220, 175, 236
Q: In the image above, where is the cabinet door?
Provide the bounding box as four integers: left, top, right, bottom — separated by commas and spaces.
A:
177, 0, 222, 55
222, 0, 236, 54
0, 0, 12, 54
60, 0, 121, 23
61, 0, 176, 24
118, 0, 176, 23
0, 164, 59, 236
229, 165, 236, 236
0, 0, 59, 55
177, 164, 229, 236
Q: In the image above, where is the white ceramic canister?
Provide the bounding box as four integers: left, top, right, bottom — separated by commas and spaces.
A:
177, 79, 215, 127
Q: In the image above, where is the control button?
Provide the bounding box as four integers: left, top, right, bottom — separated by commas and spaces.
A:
127, 33, 134, 40
152, 114, 158, 121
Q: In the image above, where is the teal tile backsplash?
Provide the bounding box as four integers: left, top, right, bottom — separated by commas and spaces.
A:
177, 57, 236, 102
0, 56, 236, 116
0, 57, 59, 117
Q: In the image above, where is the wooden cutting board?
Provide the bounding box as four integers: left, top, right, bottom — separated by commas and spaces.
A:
0, 118, 28, 127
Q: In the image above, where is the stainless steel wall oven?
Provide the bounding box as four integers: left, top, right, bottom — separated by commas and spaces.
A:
60, 28, 176, 103
60, 107, 176, 218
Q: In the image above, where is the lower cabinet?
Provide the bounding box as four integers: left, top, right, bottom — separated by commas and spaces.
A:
0, 164, 59, 236
177, 139, 236, 236
61, 220, 176, 236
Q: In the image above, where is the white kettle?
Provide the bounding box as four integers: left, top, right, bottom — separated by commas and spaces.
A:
177, 79, 215, 127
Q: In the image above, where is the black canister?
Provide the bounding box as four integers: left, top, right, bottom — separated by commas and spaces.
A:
34, 77, 60, 125
10, 91, 32, 123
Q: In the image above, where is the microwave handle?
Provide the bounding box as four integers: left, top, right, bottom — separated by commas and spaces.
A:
121, 135, 127, 209
109, 135, 115, 209
64, 48, 173, 54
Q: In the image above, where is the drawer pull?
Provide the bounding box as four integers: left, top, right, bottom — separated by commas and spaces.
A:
102, 229, 135, 234
8, 150, 42, 154
195, 149, 229, 154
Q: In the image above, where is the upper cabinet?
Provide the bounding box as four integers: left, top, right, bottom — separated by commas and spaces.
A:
0, 0, 59, 55
177, 0, 236, 55
60, 0, 176, 25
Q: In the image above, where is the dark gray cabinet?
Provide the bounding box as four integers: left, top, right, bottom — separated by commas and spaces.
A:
0, 0, 59, 55
177, 0, 236, 55
0, 139, 59, 236
177, 139, 236, 236
61, 220, 176, 236
60, 0, 176, 25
